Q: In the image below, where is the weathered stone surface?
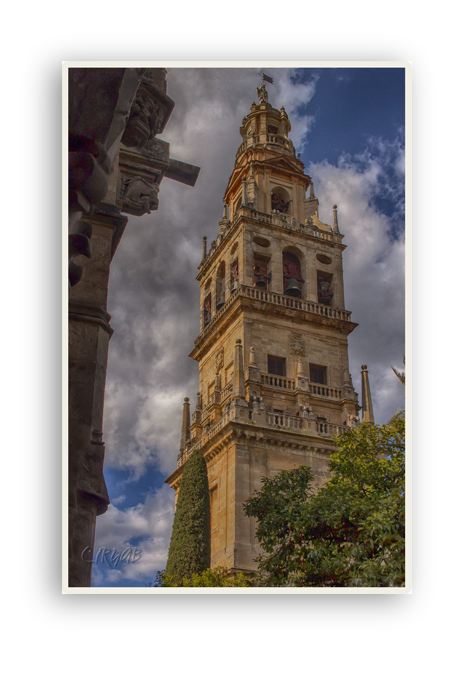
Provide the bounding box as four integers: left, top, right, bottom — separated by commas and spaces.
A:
166, 93, 360, 574
68, 67, 200, 587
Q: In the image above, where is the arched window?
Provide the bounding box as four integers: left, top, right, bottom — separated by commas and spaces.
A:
271, 186, 290, 213
230, 259, 239, 291
282, 251, 304, 297
203, 293, 212, 325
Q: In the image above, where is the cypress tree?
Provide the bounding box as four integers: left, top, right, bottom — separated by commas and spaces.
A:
165, 449, 211, 582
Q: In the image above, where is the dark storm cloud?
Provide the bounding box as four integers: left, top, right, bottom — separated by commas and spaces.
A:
102, 68, 320, 479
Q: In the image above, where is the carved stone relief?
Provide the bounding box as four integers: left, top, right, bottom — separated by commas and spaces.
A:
121, 176, 159, 215
290, 334, 305, 356
215, 348, 224, 372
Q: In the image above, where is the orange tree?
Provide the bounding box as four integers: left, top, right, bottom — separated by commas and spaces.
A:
243, 418, 405, 587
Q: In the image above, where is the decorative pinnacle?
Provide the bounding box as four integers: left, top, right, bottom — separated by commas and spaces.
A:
180, 397, 191, 450
361, 364, 374, 424
233, 339, 246, 399
333, 205, 340, 234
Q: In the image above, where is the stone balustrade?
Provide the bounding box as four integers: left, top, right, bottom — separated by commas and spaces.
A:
261, 373, 296, 390
240, 285, 352, 322
220, 382, 233, 403
309, 383, 342, 399
178, 404, 350, 468
266, 412, 303, 430
196, 284, 351, 343
316, 421, 347, 436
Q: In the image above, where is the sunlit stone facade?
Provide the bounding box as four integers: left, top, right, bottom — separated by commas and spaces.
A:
166, 85, 361, 574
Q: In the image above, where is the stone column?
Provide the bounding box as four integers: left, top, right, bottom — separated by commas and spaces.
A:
69, 203, 127, 587
361, 364, 375, 424
241, 176, 248, 205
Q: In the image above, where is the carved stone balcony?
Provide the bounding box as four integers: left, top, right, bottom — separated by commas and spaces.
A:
178, 403, 350, 468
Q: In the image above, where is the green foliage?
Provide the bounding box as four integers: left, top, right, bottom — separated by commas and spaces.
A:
165, 449, 211, 582
152, 567, 253, 587
391, 356, 405, 420
392, 355, 405, 386
244, 418, 405, 587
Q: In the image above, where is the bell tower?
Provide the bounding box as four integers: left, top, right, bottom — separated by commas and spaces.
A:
165, 84, 361, 574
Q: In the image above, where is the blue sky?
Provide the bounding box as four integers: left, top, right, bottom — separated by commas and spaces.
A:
92, 66, 406, 588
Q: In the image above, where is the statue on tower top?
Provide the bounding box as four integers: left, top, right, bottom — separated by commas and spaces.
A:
257, 82, 268, 104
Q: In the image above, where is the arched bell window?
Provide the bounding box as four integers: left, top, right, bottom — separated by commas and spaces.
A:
271, 187, 290, 214
203, 293, 212, 325
282, 251, 304, 297
230, 259, 239, 291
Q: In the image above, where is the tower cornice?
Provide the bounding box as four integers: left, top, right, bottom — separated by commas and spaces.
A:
197, 207, 345, 281
190, 284, 357, 362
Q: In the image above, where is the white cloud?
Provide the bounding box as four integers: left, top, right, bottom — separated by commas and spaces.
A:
307, 134, 405, 421
102, 68, 319, 480
93, 486, 175, 585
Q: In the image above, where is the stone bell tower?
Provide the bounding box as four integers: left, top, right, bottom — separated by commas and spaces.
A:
165, 84, 362, 574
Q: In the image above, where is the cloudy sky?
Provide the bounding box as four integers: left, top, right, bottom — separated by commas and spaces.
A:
92, 66, 406, 588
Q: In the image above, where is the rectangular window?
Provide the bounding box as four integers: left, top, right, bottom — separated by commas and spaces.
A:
310, 364, 327, 384
268, 356, 286, 377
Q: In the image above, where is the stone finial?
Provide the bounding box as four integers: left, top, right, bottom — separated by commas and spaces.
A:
180, 397, 191, 450
361, 364, 375, 424
232, 339, 246, 399
223, 203, 228, 220
196, 392, 202, 409
333, 205, 340, 234
202, 236, 207, 261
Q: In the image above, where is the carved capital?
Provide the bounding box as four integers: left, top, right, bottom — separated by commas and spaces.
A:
215, 348, 224, 371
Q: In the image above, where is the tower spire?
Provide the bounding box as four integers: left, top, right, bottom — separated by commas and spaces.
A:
361, 365, 375, 424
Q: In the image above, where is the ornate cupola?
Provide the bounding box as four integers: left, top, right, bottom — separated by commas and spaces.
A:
224, 84, 312, 223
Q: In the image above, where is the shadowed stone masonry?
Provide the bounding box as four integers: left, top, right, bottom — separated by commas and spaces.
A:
68, 67, 199, 587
